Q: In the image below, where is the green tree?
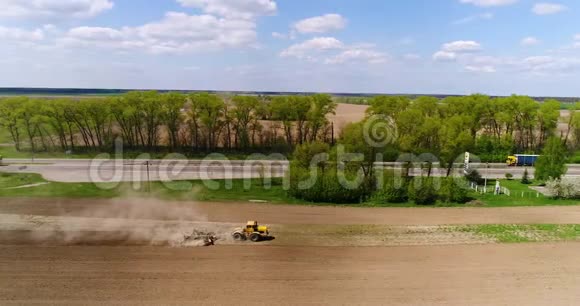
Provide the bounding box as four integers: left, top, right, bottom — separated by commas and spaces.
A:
367, 96, 410, 119
0, 98, 23, 150
231, 96, 261, 149
521, 168, 531, 184
307, 94, 336, 142
188, 93, 225, 150
566, 102, 580, 149
159, 93, 186, 149
537, 99, 561, 147
270, 96, 296, 146
439, 115, 474, 176
535, 137, 568, 181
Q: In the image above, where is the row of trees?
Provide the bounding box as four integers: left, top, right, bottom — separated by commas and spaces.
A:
367, 95, 580, 162
0, 92, 337, 153
288, 141, 471, 205
0, 92, 579, 161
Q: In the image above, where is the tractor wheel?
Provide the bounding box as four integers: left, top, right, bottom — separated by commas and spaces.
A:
249, 233, 261, 242
233, 232, 245, 241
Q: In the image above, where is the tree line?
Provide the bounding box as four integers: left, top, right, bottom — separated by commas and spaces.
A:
287, 94, 580, 205
366, 95, 580, 162
0, 92, 337, 154
0, 92, 579, 161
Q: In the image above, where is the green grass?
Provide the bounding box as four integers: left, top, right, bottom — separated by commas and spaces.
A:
0, 172, 45, 189
477, 179, 580, 207
0, 173, 307, 204
460, 224, 580, 243
570, 151, 580, 164
0, 173, 578, 208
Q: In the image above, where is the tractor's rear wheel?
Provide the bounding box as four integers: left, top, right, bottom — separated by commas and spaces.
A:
249, 233, 261, 242
233, 232, 245, 241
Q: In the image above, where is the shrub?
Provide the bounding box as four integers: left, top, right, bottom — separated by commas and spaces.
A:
288, 164, 373, 204
545, 178, 580, 199
438, 177, 470, 204
505, 173, 513, 180
521, 168, 531, 184
465, 169, 484, 185
408, 177, 438, 205
291, 141, 331, 168
372, 176, 408, 204
535, 137, 568, 181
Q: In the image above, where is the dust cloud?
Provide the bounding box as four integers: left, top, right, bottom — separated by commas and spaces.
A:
5, 196, 236, 247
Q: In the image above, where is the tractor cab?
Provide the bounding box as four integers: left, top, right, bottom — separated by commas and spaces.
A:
245, 221, 259, 233
233, 221, 270, 242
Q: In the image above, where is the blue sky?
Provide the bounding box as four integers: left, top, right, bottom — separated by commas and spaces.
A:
1, 0, 580, 96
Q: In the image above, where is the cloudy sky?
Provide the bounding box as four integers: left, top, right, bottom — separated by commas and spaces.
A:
1, 0, 580, 96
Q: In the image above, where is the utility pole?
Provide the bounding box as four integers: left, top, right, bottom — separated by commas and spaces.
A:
146, 160, 151, 193
331, 122, 335, 145
484, 163, 489, 193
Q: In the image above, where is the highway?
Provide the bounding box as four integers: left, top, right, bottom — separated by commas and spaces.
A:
0, 158, 579, 183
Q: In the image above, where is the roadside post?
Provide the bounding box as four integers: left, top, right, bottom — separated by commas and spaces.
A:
484, 163, 489, 193
464, 152, 470, 175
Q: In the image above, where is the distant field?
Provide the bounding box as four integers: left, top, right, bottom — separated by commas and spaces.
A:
1, 88, 580, 106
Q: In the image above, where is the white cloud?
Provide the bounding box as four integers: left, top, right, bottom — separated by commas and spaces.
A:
453, 12, 494, 24
325, 48, 388, 64
532, 3, 567, 15
433, 51, 458, 61
293, 14, 347, 34
521, 36, 541, 46
0, 0, 113, 19
460, 0, 518, 7
280, 37, 344, 60
178, 0, 277, 19
465, 65, 496, 73
519, 55, 580, 73
456, 54, 580, 75
0, 26, 44, 41
434, 40, 482, 61
442, 40, 482, 53
271, 31, 287, 39
62, 12, 258, 54
68, 26, 125, 41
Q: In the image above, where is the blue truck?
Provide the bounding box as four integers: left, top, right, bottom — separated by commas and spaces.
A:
506, 154, 540, 167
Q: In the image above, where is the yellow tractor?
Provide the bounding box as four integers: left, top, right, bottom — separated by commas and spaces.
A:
232, 221, 270, 242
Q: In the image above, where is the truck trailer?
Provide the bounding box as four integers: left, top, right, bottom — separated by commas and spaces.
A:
506, 154, 540, 167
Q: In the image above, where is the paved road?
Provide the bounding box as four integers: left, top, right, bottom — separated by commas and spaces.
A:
1, 158, 579, 182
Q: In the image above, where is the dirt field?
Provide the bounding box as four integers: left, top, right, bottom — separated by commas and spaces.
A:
1, 244, 579, 305
2, 198, 580, 225
2, 197, 580, 305
329, 103, 368, 130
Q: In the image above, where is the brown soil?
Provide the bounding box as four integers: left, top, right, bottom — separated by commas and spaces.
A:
1, 243, 579, 305
2, 197, 580, 305
2, 198, 580, 225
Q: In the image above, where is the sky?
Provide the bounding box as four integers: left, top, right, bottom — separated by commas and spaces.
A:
1, 0, 580, 96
